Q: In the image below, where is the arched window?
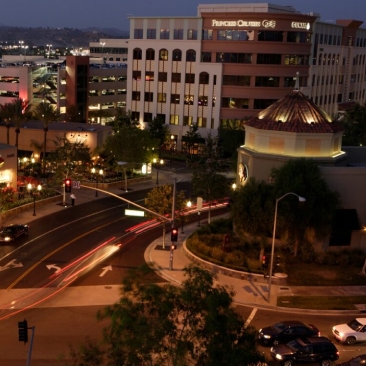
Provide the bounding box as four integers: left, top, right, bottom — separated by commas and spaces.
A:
199, 72, 209, 84
186, 49, 196, 62
133, 48, 142, 60
172, 49, 182, 61
159, 49, 168, 61
146, 48, 155, 61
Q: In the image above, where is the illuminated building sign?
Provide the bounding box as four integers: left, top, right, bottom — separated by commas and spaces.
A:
211, 19, 310, 30
212, 19, 276, 28
291, 22, 310, 30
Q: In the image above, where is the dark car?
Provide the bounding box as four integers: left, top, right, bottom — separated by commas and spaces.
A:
258, 320, 320, 346
271, 336, 339, 366
336, 354, 366, 366
0, 224, 29, 242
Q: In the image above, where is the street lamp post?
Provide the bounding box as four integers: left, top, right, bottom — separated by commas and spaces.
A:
27, 183, 42, 216
91, 168, 103, 197
153, 158, 164, 185
181, 200, 192, 234
267, 192, 306, 303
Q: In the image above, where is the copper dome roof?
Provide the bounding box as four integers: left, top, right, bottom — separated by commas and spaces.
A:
245, 90, 344, 134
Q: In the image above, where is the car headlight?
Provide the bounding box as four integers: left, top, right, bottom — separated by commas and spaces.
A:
263, 335, 271, 339
276, 354, 283, 360
4, 237, 11, 242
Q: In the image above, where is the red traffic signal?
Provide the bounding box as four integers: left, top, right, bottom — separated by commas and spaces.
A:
64, 179, 72, 193
171, 227, 178, 242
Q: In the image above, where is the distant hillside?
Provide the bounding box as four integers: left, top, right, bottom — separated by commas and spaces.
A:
0, 26, 129, 47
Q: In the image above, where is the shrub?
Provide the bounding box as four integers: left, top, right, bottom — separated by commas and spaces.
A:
210, 247, 225, 262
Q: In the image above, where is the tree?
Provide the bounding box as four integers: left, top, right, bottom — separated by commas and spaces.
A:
218, 119, 246, 173
109, 108, 139, 132
32, 102, 61, 175
230, 177, 274, 239
65, 104, 82, 122
341, 102, 366, 146
47, 135, 92, 184
183, 123, 202, 156
0, 101, 14, 144
145, 184, 186, 247
147, 116, 170, 152
218, 119, 245, 159
103, 126, 156, 191
271, 158, 341, 256
188, 134, 230, 223
0, 98, 32, 147
68, 264, 264, 366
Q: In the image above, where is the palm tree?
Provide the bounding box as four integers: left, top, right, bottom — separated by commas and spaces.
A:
33, 102, 61, 175
5, 98, 32, 148
0, 101, 15, 144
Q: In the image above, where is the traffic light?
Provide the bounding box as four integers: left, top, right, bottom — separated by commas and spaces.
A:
171, 243, 177, 250
64, 178, 72, 193
171, 227, 178, 242
275, 255, 281, 269
18, 319, 28, 343
262, 255, 270, 268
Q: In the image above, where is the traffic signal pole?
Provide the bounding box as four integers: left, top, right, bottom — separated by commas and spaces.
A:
18, 319, 35, 366
26, 326, 35, 366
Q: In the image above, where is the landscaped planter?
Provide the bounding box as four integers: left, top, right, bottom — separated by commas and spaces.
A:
183, 241, 288, 285
1, 195, 63, 222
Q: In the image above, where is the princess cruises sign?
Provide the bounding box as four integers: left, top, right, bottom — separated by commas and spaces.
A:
212, 19, 276, 28
212, 19, 311, 30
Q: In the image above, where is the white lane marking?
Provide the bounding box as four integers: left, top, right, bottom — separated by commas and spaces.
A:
244, 307, 258, 329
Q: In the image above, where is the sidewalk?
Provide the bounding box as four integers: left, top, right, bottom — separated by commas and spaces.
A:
2, 170, 366, 314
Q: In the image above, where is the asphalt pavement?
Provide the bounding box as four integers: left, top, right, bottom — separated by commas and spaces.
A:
2, 166, 366, 314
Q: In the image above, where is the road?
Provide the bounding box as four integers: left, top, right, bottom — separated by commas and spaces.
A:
0, 186, 364, 365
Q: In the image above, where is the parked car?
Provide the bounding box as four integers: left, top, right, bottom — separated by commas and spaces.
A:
336, 354, 366, 366
258, 320, 320, 346
0, 224, 29, 242
332, 318, 366, 345
270, 336, 339, 366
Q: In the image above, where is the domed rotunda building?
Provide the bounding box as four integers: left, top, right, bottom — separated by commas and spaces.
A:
237, 76, 366, 249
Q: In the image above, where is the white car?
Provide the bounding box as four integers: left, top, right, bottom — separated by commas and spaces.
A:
332, 318, 366, 345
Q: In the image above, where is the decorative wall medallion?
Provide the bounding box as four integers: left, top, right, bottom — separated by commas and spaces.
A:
238, 163, 248, 183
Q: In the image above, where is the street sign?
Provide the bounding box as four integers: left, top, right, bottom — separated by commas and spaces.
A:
125, 209, 145, 217
72, 180, 81, 189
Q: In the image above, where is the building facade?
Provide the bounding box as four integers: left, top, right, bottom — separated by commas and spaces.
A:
124, 3, 366, 150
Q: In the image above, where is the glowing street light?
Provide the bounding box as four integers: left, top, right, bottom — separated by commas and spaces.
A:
27, 183, 42, 216
91, 167, 104, 197
153, 158, 164, 184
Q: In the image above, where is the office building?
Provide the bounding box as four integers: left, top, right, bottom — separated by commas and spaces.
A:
124, 3, 366, 151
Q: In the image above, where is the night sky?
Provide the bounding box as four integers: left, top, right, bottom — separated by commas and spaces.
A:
1, 0, 365, 31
